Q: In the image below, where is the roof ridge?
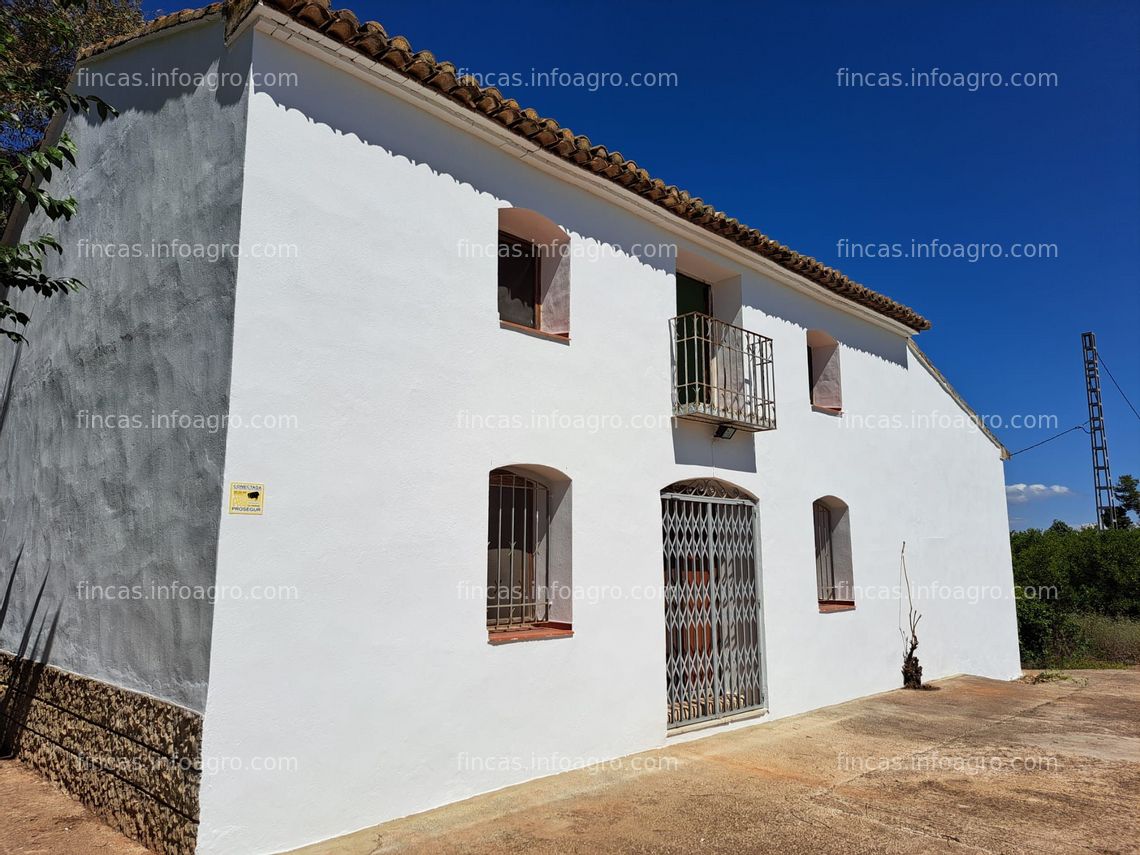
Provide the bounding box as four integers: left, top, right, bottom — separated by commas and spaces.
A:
77, 0, 931, 332
77, 3, 226, 60
908, 340, 1008, 458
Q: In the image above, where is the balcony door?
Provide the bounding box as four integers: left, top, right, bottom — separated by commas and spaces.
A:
675, 273, 712, 407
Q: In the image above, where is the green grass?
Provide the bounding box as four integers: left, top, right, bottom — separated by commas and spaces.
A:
1048, 658, 1131, 670
1020, 614, 1140, 670
1071, 614, 1140, 667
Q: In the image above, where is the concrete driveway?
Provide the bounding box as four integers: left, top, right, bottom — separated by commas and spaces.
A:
294, 670, 1140, 855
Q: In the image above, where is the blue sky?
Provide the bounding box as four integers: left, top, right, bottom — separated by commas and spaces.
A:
147, 0, 1140, 529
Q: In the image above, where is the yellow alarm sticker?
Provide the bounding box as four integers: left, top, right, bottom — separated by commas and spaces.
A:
229, 482, 265, 515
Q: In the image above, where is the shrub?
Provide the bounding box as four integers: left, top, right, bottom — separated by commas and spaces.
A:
1072, 614, 1140, 665
1011, 524, 1140, 667
1016, 597, 1085, 667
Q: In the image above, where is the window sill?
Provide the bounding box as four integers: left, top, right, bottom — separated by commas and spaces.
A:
499, 321, 570, 345
818, 601, 856, 613
811, 405, 843, 416
487, 622, 574, 645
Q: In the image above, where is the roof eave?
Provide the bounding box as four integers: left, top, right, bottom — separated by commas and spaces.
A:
248, 3, 928, 339
77, 0, 931, 333
908, 341, 1010, 460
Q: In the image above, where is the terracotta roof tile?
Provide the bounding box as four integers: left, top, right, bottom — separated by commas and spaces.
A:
78, 0, 931, 331
77, 2, 225, 60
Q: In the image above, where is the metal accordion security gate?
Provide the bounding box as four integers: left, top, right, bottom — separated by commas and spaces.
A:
661, 479, 765, 729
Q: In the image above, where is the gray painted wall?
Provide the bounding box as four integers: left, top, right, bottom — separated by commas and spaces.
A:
0, 20, 250, 711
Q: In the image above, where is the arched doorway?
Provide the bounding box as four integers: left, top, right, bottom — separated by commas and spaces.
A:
661, 479, 765, 728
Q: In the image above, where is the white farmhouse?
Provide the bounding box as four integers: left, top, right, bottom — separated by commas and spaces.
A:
0, 2, 1022, 853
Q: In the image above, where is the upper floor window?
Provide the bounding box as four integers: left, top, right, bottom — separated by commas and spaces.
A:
497, 208, 570, 339
487, 465, 573, 643
813, 496, 854, 610
806, 330, 842, 411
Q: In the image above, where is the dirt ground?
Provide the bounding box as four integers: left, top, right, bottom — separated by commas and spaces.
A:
293, 669, 1140, 855
2, 669, 1138, 854
0, 759, 148, 854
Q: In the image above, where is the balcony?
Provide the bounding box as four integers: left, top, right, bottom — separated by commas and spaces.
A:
669, 313, 776, 432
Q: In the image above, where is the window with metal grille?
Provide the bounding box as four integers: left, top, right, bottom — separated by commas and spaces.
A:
487, 469, 550, 630
813, 497, 854, 607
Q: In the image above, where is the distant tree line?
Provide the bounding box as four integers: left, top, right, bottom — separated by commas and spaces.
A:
1012, 474, 1140, 667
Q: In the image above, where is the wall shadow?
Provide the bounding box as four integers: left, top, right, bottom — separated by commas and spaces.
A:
253, 36, 675, 279
0, 555, 60, 759
670, 417, 759, 472
741, 272, 911, 369
0, 343, 21, 446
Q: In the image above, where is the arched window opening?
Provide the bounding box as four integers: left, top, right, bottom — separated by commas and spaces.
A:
660, 478, 757, 501
807, 329, 842, 411
487, 469, 547, 628
813, 496, 854, 609
497, 208, 571, 338
486, 466, 572, 642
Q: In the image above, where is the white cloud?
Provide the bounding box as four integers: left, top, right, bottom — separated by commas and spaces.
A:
1005, 483, 1073, 505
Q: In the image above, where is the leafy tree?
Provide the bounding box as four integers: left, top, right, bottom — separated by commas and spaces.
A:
1, 0, 140, 181
1, 0, 140, 343
1114, 474, 1140, 522
1010, 524, 1140, 666
1102, 506, 1134, 530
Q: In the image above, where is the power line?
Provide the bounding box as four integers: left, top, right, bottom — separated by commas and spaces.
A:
1097, 353, 1140, 423
1009, 421, 1089, 457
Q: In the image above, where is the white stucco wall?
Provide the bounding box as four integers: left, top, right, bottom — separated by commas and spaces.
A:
196, 22, 1020, 854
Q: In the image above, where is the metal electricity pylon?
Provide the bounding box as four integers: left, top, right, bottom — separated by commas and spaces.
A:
1082, 332, 1117, 529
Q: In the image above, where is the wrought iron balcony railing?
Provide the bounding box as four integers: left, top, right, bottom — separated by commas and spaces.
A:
670, 312, 776, 432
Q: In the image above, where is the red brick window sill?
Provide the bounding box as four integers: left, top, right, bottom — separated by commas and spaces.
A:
818, 601, 856, 614
487, 622, 574, 645
499, 320, 570, 344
